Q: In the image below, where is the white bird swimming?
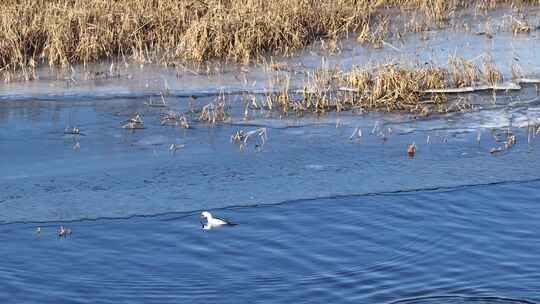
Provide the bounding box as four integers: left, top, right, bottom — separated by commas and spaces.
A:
201, 211, 236, 230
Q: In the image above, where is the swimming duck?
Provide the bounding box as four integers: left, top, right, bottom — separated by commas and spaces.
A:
201, 211, 236, 230
407, 143, 416, 157
57, 226, 72, 237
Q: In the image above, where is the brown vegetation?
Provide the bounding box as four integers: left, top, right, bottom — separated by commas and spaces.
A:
240, 56, 537, 116
1, 0, 539, 77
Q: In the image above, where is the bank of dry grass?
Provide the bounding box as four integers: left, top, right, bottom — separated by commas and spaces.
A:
1, 0, 539, 76
249, 56, 535, 116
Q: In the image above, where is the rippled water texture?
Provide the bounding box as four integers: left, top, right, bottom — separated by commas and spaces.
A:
2, 8, 540, 304
2, 181, 540, 303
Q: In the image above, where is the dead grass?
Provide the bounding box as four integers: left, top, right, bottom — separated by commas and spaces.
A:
509, 15, 533, 34
238, 63, 450, 117
199, 91, 229, 124
338, 64, 449, 113
449, 56, 480, 87
1, 0, 540, 77
481, 56, 503, 85
241, 55, 521, 117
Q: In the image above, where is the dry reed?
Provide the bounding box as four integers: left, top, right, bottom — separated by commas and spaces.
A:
1, 0, 540, 77
244, 55, 528, 117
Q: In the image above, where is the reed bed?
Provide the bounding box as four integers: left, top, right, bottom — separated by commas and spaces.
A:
240, 56, 533, 116
1, 0, 540, 77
